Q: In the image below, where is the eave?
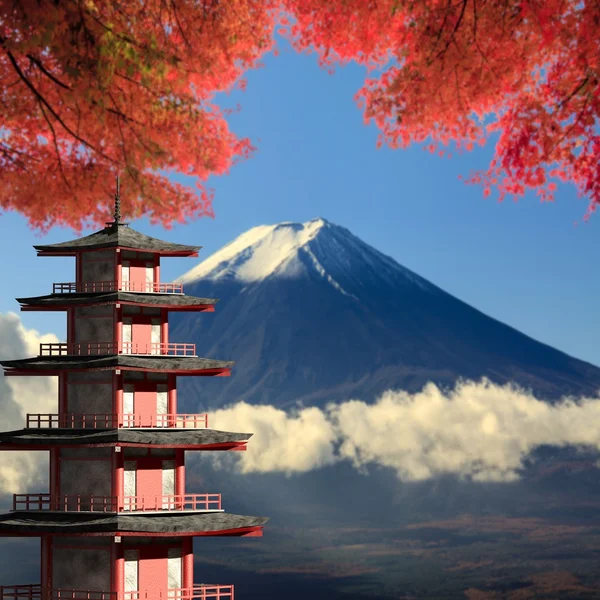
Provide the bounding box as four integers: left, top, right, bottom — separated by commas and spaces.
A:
36, 248, 199, 258
3, 367, 231, 377
1, 355, 234, 377
0, 527, 262, 538
0, 428, 251, 451
20, 303, 215, 313
0, 512, 268, 537
0, 442, 247, 451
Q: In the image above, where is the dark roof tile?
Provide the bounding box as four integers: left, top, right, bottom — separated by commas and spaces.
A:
17, 292, 218, 309
0, 355, 234, 373
34, 223, 200, 255
0, 428, 252, 447
0, 511, 268, 534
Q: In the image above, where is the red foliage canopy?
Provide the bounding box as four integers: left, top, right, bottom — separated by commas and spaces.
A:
1, 0, 599, 230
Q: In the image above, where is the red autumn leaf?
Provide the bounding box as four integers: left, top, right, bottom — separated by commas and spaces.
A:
1, 0, 599, 230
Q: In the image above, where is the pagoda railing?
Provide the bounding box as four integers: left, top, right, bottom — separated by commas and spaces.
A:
12, 493, 222, 513
167, 587, 234, 600
52, 281, 184, 294
39, 342, 196, 357
26, 413, 209, 429
0, 587, 139, 600
0, 587, 234, 600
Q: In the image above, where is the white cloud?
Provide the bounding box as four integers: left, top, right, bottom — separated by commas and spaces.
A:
0, 312, 58, 493
209, 401, 338, 474
212, 380, 600, 482
330, 380, 600, 482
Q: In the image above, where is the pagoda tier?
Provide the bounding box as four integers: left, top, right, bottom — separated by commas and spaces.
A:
33, 222, 201, 256
17, 291, 218, 312
1, 355, 233, 376
0, 196, 268, 600
0, 511, 266, 537
0, 427, 251, 451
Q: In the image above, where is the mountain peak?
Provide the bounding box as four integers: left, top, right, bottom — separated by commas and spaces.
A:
177, 218, 436, 300
178, 218, 334, 284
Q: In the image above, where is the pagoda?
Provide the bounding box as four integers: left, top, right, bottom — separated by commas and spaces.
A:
0, 181, 267, 600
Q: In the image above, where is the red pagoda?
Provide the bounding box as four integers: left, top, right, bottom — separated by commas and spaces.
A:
0, 182, 267, 600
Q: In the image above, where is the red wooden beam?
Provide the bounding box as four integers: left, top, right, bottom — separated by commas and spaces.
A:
0, 526, 263, 538
21, 304, 215, 312
0, 442, 247, 451
3, 367, 231, 376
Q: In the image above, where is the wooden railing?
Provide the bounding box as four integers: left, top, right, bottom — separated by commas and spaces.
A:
0, 588, 232, 600
165, 587, 234, 600
52, 281, 183, 294
0, 587, 139, 600
12, 494, 222, 513
26, 413, 209, 429
39, 342, 196, 357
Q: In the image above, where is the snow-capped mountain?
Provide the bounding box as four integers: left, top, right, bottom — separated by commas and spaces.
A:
170, 218, 600, 409
178, 217, 433, 295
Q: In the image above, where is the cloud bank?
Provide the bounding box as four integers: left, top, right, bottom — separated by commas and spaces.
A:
211, 382, 600, 482
3, 312, 600, 490
0, 312, 58, 493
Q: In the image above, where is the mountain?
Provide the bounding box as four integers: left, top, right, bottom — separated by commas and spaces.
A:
170, 217, 600, 409
167, 218, 600, 599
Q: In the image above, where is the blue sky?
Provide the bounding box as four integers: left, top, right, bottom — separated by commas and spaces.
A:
1, 39, 600, 367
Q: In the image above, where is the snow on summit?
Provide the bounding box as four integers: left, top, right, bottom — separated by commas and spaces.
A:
177, 217, 434, 293
178, 218, 331, 284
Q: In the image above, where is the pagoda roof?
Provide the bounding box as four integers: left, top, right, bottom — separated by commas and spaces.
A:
0, 428, 251, 450
0, 511, 267, 537
17, 292, 217, 311
34, 223, 200, 256
1, 355, 234, 375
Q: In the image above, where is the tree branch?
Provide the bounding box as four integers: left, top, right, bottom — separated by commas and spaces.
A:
4, 46, 117, 164
38, 100, 71, 189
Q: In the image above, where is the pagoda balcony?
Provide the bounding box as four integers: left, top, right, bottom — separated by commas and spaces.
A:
52, 281, 184, 294
26, 413, 209, 429
39, 342, 196, 357
12, 493, 223, 513
0, 586, 234, 600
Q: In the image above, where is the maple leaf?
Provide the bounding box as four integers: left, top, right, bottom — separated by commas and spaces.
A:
2, 0, 599, 230
0, 0, 277, 231
282, 0, 600, 214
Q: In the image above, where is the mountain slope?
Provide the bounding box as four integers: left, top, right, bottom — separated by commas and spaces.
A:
170, 218, 600, 409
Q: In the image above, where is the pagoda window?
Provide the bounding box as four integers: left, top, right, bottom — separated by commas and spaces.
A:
146, 262, 154, 287
121, 260, 155, 292
121, 383, 170, 427
122, 545, 182, 600
168, 547, 183, 590
157, 384, 168, 425
122, 457, 178, 509
123, 384, 135, 416
123, 318, 133, 344
124, 461, 137, 510
125, 550, 139, 593
122, 261, 131, 289
121, 316, 162, 353
162, 460, 175, 508
151, 318, 161, 354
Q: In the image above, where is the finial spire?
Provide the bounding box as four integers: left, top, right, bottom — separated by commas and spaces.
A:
113, 175, 121, 224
